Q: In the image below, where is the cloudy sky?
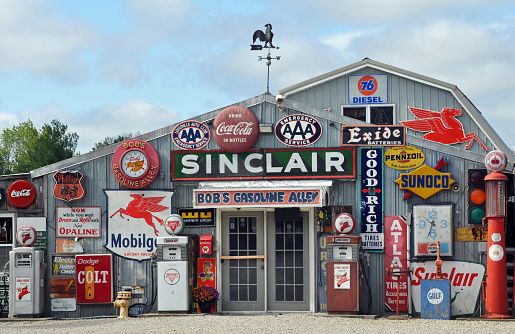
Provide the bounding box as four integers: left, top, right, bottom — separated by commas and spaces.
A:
1, 0, 514, 153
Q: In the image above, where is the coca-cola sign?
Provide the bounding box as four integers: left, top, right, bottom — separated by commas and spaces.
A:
212, 106, 259, 153
9, 180, 36, 208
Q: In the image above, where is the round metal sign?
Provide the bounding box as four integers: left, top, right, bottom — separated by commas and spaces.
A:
333, 213, 356, 234
164, 214, 185, 235
172, 121, 210, 150
212, 106, 259, 153
16, 225, 37, 247
9, 180, 36, 208
484, 150, 507, 172
111, 139, 160, 189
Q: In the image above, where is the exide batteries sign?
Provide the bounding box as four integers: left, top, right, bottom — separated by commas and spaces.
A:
348, 74, 388, 105
75, 254, 113, 304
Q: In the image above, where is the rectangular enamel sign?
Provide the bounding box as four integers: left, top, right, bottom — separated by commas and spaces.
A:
172, 148, 356, 181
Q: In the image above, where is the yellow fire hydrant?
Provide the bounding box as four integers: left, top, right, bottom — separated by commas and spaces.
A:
113, 291, 132, 318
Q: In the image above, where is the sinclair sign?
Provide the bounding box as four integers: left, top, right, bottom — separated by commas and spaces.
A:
172, 148, 355, 180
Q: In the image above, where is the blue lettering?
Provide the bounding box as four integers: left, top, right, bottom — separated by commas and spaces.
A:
223, 192, 230, 203
112, 233, 121, 248
197, 193, 205, 204
234, 192, 241, 203
401, 175, 408, 188
443, 175, 449, 188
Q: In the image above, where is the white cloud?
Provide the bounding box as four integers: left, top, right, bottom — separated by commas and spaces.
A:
0, 0, 95, 82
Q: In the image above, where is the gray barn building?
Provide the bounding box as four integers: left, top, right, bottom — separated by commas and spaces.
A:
1, 58, 513, 318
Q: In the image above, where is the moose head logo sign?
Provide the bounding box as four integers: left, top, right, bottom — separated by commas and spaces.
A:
401, 107, 487, 150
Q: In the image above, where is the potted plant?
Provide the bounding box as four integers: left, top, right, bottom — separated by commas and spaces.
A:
192, 285, 219, 313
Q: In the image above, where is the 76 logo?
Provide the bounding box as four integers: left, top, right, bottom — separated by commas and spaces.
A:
358, 75, 378, 96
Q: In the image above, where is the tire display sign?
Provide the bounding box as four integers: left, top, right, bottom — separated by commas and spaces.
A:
348, 74, 388, 105
275, 114, 322, 146
75, 254, 113, 304
212, 106, 259, 153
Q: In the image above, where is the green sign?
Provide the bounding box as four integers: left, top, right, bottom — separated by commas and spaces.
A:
172, 148, 356, 180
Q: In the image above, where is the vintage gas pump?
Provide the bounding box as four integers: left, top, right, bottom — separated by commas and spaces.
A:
326, 213, 361, 313
156, 214, 193, 312
8, 247, 45, 317
481, 151, 510, 319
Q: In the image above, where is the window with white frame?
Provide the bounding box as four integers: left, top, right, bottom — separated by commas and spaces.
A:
341, 105, 395, 125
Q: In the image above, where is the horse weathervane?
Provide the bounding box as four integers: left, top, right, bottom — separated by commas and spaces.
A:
250, 23, 280, 93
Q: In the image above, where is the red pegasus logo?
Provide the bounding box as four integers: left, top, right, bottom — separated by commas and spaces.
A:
401, 107, 487, 150
110, 194, 168, 236
18, 285, 30, 300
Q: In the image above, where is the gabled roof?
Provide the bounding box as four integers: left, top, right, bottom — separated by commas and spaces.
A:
280, 58, 515, 163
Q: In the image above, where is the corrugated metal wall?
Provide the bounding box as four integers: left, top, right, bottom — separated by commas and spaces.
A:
32, 82, 495, 317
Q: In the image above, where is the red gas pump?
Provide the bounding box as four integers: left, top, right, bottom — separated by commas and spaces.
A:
481, 150, 511, 319
326, 213, 361, 313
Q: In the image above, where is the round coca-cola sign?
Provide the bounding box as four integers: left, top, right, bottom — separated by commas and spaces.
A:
213, 106, 259, 153
9, 180, 36, 208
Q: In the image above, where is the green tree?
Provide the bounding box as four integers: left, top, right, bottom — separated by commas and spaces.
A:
91, 132, 140, 151
0, 119, 78, 174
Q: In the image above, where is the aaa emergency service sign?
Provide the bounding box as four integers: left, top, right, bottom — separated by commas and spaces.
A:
104, 190, 174, 261
75, 254, 113, 304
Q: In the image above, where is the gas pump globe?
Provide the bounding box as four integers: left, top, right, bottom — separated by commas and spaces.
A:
481, 158, 511, 318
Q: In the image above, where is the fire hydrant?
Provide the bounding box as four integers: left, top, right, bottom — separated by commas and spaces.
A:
113, 291, 132, 318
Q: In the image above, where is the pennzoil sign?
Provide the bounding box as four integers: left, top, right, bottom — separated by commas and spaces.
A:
384, 146, 425, 170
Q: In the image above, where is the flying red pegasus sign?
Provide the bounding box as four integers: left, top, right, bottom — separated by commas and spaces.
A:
105, 190, 174, 261
401, 107, 487, 150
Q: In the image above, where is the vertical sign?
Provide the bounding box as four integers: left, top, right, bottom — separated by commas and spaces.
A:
384, 216, 408, 312
317, 233, 330, 312
75, 254, 113, 304
360, 148, 384, 251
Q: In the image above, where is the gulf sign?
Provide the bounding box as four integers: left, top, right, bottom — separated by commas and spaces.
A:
75, 254, 113, 304
394, 164, 455, 199
411, 261, 485, 316
348, 74, 388, 105
275, 114, 322, 146
194, 189, 322, 208
384, 146, 425, 170
172, 121, 210, 150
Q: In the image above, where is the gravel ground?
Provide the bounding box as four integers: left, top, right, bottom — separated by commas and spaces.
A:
1, 314, 515, 334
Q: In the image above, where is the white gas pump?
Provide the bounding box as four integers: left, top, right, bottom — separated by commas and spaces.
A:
156, 235, 192, 312
9, 247, 45, 317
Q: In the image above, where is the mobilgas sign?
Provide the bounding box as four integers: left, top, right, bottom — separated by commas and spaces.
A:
341, 125, 405, 147
348, 74, 388, 105
360, 148, 384, 251
172, 148, 356, 180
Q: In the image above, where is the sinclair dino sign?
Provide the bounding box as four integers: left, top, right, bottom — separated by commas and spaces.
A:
401, 107, 487, 151
104, 190, 174, 261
